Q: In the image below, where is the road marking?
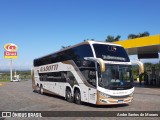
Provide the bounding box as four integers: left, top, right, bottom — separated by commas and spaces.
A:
0, 83, 3, 86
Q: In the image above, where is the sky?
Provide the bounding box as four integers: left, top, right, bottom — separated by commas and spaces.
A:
0, 0, 160, 70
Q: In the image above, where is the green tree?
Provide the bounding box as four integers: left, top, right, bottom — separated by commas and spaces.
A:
128, 31, 150, 39
105, 35, 121, 42
139, 31, 150, 37
128, 34, 137, 39
83, 39, 94, 41
144, 63, 153, 71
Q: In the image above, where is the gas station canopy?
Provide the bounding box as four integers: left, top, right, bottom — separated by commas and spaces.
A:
114, 34, 160, 59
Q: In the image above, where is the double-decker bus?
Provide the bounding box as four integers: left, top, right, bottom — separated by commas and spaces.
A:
32, 41, 134, 105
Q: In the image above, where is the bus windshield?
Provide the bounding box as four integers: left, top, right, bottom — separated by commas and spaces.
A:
93, 44, 130, 62
98, 64, 133, 90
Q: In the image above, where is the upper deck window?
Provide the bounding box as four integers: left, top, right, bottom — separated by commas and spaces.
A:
93, 44, 130, 62
34, 44, 94, 67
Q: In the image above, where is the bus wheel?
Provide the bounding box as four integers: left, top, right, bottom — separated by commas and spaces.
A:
36, 84, 40, 94
74, 90, 81, 105
40, 85, 44, 95
66, 89, 73, 103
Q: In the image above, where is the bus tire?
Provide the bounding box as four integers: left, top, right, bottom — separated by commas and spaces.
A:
40, 85, 44, 95
74, 90, 81, 105
66, 89, 73, 103
36, 84, 40, 94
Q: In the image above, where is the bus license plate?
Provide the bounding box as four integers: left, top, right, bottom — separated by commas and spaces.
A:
118, 100, 124, 103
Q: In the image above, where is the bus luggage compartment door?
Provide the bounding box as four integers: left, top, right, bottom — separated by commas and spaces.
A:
88, 88, 97, 104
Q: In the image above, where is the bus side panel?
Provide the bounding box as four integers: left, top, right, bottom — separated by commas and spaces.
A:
78, 84, 89, 103
71, 69, 89, 103
57, 82, 66, 97
68, 63, 97, 104
32, 69, 36, 90
48, 82, 71, 97
32, 68, 40, 90
88, 88, 97, 104
78, 85, 97, 104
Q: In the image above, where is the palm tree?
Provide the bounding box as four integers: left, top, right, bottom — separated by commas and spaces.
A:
105, 35, 121, 42
128, 31, 150, 39
114, 35, 121, 41
128, 34, 137, 39
139, 31, 150, 37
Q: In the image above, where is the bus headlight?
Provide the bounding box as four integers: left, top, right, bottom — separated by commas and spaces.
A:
99, 91, 111, 98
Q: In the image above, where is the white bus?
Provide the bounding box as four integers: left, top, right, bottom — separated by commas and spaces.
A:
32, 41, 134, 105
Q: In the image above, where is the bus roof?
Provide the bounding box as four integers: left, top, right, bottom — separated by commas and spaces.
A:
35, 40, 122, 60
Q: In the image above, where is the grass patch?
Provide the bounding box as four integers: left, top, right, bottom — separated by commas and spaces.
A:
0, 80, 10, 82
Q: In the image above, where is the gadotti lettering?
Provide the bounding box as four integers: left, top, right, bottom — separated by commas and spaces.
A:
40, 64, 58, 73
4, 43, 18, 52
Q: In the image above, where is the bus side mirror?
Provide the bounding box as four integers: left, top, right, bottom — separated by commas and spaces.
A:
131, 60, 144, 74
99, 59, 105, 72
84, 57, 106, 72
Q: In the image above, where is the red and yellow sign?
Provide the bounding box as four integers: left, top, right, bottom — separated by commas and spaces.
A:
4, 43, 18, 59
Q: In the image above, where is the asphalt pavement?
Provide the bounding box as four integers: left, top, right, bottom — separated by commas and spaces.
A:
0, 80, 159, 120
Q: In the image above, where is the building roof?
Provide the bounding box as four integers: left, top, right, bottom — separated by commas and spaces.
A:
114, 34, 160, 56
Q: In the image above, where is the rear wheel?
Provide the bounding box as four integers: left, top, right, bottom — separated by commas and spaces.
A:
40, 85, 44, 95
74, 90, 81, 105
66, 89, 73, 103
36, 84, 40, 94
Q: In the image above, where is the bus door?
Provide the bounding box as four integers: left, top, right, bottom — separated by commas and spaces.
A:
88, 70, 97, 104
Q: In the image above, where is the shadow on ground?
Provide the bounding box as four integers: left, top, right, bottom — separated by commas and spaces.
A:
33, 90, 129, 108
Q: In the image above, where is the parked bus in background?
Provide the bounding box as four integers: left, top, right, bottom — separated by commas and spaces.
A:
32, 41, 134, 105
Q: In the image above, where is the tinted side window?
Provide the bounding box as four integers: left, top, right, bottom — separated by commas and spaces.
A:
74, 44, 93, 59
39, 72, 65, 82
34, 59, 37, 66
72, 44, 93, 66
34, 44, 94, 66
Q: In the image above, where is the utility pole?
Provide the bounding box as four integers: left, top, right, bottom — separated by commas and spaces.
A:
10, 59, 12, 82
